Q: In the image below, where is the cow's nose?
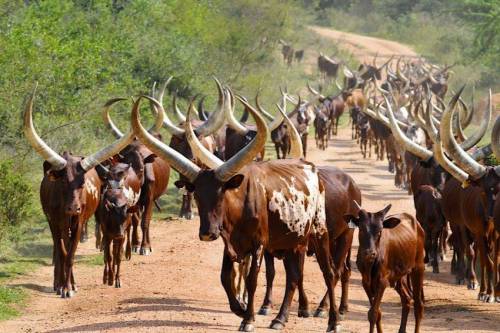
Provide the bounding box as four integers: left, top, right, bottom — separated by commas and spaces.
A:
199, 232, 219, 242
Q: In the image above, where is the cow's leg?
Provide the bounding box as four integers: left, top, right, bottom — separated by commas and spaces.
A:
259, 251, 275, 315
140, 191, 153, 255
238, 247, 262, 332
368, 281, 386, 333
465, 232, 479, 289
494, 234, 500, 302
270, 250, 301, 329
411, 266, 425, 333
95, 216, 101, 249
113, 239, 123, 288
125, 224, 132, 260
339, 230, 354, 316
297, 251, 310, 318
131, 212, 140, 253
477, 235, 494, 302
103, 236, 111, 285
80, 220, 88, 243
431, 226, 440, 274
62, 219, 82, 298
395, 280, 411, 333
313, 233, 340, 333
274, 145, 280, 159
221, 251, 246, 318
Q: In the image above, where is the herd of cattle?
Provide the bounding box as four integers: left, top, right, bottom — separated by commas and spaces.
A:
23, 50, 498, 332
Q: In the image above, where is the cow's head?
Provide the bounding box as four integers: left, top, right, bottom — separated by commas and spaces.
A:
132, 93, 268, 242
345, 203, 400, 263
102, 188, 134, 238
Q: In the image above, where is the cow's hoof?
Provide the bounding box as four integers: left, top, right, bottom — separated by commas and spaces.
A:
468, 281, 478, 290
495, 296, 500, 303
132, 246, 140, 253
270, 320, 285, 330
239, 322, 254, 332
115, 280, 121, 288
314, 308, 327, 318
72, 285, 78, 292
339, 305, 348, 316
139, 248, 151, 256
298, 308, 310, 318
258, 306, 271, 316
481, 294, 494, 303
326, 324, 342, 333
56, 287, 62, 296
338, 313, 345, 321
62, 290, 74, 298
80, 236, 88, 243
455, 277, 465, 285
432, 267, 439, 274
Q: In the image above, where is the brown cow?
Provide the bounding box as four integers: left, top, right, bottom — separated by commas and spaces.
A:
24, 86, 135, 297
96, 162, 142, 287
346, 204, 425, 333
132, 96, 342, 332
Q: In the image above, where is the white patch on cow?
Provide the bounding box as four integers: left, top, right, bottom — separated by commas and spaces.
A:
123, 186, 141, 207
85, 179, 98, 200
268, 165, 327, 236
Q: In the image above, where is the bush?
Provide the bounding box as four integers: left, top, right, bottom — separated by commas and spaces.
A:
0, 160, 33, 242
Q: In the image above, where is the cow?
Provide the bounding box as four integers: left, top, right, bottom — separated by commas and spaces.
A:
294, 49, 304, 63
314, 107, 329, 150
270, 120, 290, 158
24, 86, 135, 297
357, 112, 372, 158
132, 95, 342, 332
100, 98, 170, 255
318, 53, 341, 80
279, 39, 294, 67
414, 185, 446, 273
346, 203, 425, 333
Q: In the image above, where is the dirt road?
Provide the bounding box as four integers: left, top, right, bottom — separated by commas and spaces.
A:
2, 28, 499, 333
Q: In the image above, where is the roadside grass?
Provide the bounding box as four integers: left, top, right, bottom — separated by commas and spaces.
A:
0, 286, 27, 321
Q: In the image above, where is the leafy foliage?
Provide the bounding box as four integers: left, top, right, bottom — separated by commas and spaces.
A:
0, 161, 33, 242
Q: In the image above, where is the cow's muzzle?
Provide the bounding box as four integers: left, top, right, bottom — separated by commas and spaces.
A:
199, 232, 220, 242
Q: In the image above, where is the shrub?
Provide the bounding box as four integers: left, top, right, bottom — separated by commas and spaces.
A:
0, 160, 33, 242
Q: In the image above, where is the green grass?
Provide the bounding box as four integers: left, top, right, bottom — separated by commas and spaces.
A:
77, 253, 103, 267
0, 286, 27, 321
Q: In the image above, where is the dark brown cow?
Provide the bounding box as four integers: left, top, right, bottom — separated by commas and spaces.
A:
314, 107, 329, 150
318, 53, 341, 80
357, 112, 372, 158
279, 40, 294, 67
95, 161, 141, 288
414, 185, 446, 273
294, 49, 304, 63
132, 96, 342, 332
24, 87, 135, 297
346, 204, 425, 333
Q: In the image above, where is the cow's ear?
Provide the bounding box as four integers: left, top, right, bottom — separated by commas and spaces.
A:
144, 154, 157, 164
224, 174, 244, 190
174, 180, 195, 192
383, 217, 401, 229
377, 204, 392, 218
343, 214, 359, 229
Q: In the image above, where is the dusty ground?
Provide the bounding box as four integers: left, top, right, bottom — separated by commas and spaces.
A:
2, 28, 499, 333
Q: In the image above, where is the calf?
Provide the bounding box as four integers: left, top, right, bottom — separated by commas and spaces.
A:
96, 162, 141, 287
314, 108, 329, 150
358, 113, 371, 158
346, 204, 425, 333
414, 185, 446, 273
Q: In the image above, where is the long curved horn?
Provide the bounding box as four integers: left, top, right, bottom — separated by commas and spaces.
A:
193, 77, 226, 136
23, 84, 67, 170
171, 93, 187, 122
431, 135, 469, 183
102, 98, 127, 139
225, 87, 249, 135
307, 82, 325, 99
440, 87, 486, 179
460, 90, 491, 151
215, 95, 268, 182
335, 78, 343, 92
132, 96, 201, 182
277, 103, 303, 159
255, 93, 275, 121
198, 96, 209, 121
80, 130, 134, 172
343, 66, 354, 79
396, 58, 409, 83
153, 82, 185, 137
152, 79, 173, 131
491, 115, 500, 159
384, 95, 433, 160
185, 101, 224, 169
